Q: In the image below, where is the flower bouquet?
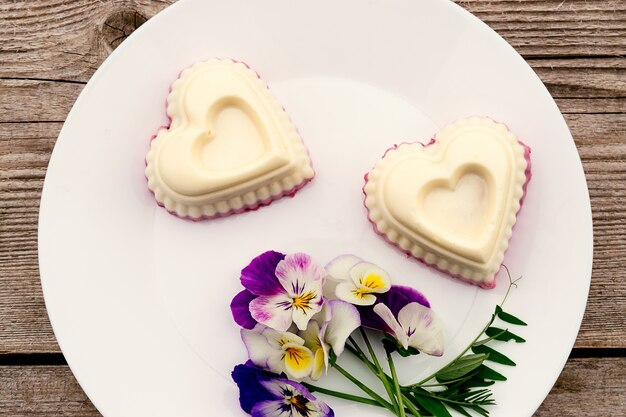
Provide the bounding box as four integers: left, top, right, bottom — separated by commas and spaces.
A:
230, 251, 525, 417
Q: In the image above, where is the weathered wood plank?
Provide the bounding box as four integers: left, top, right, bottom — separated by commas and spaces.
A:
457, 0, 626, 57
0, 357, 623, 416
534, 357, 626, 416
0, 0, 175, 82
529, 58, 626, 100
0, 122, 59, 354
1, 113, 625, 352
0, 1, 624, 88
0, 365, 100, 416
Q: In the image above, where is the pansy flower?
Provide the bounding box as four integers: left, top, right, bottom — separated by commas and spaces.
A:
325, 255, 391, 305
362, 285, 444, 356
231, 251, 326, 332
242, 324, 315, 380
232, 363, 334, 417
299, 300, 361, 380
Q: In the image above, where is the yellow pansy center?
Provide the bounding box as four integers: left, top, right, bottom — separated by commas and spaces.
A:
291, 291, 315, 312
282, 344, 313, 373
360, 272, 386, 289
351, 272, 387, 299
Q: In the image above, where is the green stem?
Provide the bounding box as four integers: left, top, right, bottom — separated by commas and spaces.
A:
332, 362, 396, 414
346, 340, 398, 390
410, 276, 522, 387
302, 383, 383, 407
401, 393, 424, 417
410, 314, 494, 388
359, 328, 401, 413
359, 328, 384, 371
387, 351, 406, 417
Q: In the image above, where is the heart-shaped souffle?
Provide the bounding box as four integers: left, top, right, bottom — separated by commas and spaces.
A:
145, 59, 314, 220
363, 117, 531, 288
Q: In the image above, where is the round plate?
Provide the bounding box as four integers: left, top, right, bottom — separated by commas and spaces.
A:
39, 0, 592, 416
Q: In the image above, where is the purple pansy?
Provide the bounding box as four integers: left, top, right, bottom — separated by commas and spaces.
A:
231, 251, 326, 332
232, 363, 334, 417
360, 285, 444, 356
359, 285, 431, 331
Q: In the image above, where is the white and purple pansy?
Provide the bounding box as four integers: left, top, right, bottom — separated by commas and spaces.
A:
242, 324, 316, 381
299, 300, 361, 380
362, 285, 444, 356
232, 364, 334, 417
232, 251, 326, 332
325, 255, 391, 305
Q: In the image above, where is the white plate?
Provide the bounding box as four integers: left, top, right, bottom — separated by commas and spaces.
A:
38, 0, 592, 416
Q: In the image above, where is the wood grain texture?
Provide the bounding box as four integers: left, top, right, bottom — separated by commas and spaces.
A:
0, 1, 625, 84
0, 0, 176, 82
0, 358, 624, 416
458, 0, 626, 58
0, 0, 625, 416
0, 366, 100, 416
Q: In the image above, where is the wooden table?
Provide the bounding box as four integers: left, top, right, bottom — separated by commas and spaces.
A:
0, 1, 624, 415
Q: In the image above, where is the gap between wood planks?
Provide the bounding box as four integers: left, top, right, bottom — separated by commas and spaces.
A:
1, 348, 625, 367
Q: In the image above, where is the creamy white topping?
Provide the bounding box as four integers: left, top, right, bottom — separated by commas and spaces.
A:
364, 117, 529, 287
145, 59, 314, 219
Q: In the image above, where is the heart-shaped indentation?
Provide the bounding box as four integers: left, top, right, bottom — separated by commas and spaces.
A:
145, 59, 314, 219
364, 117, 531, 288
418, 167, 494, 261
194, 98, 270, 172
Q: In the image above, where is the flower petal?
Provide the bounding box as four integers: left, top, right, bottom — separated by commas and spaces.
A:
241, 251, 286, 296
398, 303, 445, 356
231, 364, 278, 413
231, 289, 258, 329
291, 293, 325, 331
323, 300, 361, 356
256, 379, 334, 417
250, 294, 295, 332
261, 327, 305, 349
378, 285, 430, 318
241, 327, 284, 373
335, 282, 377, 306
299, 321, 322, 352
349, 262, 391, 294
250, 400, 285, 417
373, 303, 409, 349
282, 342, 314, 380
276, 253, 325, 296
309, 347, 326, 381
359, 285, 431, 332
325, 254, 362, 281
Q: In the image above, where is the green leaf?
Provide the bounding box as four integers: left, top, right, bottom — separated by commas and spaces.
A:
465, 376, 496, 388
475, 364, 507, 381
448, 404, 474, 417
472, 345, 516, 366
485, 327, 526, 343
472, 404, 491, 416
435, 353, 488, 381
496, 307, 527, 326
411, 392, 453, 417
473, 328, 509, 347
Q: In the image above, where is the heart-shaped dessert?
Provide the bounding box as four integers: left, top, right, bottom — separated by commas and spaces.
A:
145, 59, 314, 220
363, 117, 531, 288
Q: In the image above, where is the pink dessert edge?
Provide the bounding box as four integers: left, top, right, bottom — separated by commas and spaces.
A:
362, 136, 532, 289
144, 59, 315, 221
